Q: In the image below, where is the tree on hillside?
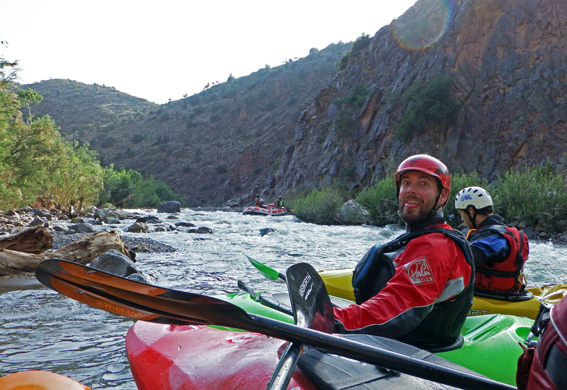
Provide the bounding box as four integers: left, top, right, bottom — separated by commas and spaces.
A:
17, 87, 43, 120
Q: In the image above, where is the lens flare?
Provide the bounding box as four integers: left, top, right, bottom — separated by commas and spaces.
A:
391, 0, 453, 51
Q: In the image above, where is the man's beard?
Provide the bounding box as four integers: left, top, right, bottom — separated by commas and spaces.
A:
400, 206, 431, 224
399, 196, 436, 224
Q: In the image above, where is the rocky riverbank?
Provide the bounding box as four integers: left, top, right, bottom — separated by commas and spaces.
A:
0, 206, 222, 254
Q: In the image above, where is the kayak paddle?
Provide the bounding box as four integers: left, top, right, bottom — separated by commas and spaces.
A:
237, 279, 261, 301
244, 254, 286, 281
265, 262, 332, 390
286, 263, 335, 334
35, 259, 515, 390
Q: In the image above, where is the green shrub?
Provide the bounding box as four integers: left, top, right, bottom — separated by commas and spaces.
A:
345, 84, 370, 109
193, 106, 206, 116
338, 53, 351, 71
338, 34, 371, 71
100, 136, 116, 148
396, 74, 461, 143
335, 109, 352, 136
98, 166, 181, 208
154, 134, 169, 145
351, 34, 371, 53
492, 165, 567, 230
355, 177, 399, 226
210, 113, 221, 122
291, 187, 344, 224
264, 101, 277, 111
131, 134, 145, 144
340, 165, 356, 178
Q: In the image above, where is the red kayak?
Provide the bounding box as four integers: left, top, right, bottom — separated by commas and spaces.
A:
126, 321, 469, 390
126, 322, 315, 390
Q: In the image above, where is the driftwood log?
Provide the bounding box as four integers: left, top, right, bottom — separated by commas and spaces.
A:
0, 226, 53, 254
0, 230, 130, 277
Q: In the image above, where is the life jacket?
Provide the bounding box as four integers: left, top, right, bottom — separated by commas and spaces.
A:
352, 226, 474, 305
350, 225, 474, 349
517, 297, 567, 390
468, 224, 529, 294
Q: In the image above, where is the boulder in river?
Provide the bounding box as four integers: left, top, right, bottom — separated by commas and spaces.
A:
89, 249, 148, 283
157, 201, 181, 214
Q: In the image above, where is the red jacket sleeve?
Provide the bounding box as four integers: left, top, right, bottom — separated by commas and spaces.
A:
333, 232, 471, 338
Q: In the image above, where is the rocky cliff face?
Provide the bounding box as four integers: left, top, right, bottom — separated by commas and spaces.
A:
274, 0, 567, 198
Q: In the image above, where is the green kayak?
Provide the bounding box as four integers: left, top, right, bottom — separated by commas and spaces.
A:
221, 291, 533, 386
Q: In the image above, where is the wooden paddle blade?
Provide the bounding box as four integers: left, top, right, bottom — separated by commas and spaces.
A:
36, 259, 252, 327
37, 270, 192, 325
286, 263, 335, 333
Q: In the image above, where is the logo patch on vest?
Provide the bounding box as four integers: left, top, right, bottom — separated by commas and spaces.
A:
404, 257, 435, 285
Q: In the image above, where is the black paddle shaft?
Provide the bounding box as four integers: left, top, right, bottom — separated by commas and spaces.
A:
35, 259, 515, 390
264, 263, 330, 390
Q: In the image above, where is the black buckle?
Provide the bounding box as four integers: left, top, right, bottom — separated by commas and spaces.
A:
525, 302, 553, 345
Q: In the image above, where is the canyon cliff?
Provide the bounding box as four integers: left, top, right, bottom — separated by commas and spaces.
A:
273, 0, 567, 199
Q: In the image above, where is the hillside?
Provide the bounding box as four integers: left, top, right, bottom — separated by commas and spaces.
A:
26, 0, 567, 207
26, 43, 350, 205
23, 79, 158, 137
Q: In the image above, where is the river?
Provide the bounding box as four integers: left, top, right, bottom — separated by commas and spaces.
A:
1, 209, 566, 389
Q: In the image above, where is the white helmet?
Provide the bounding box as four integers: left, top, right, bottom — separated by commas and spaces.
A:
454, 186, 493, 210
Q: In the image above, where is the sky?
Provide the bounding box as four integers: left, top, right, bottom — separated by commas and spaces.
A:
1, 0, 417, 104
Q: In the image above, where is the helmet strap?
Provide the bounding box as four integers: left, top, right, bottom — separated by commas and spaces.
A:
433, 184, 449, 210
465, 207, 478, 229
426, 189, 445, 219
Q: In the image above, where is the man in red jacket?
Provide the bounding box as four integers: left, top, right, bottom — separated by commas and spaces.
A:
334, 154, 474, 351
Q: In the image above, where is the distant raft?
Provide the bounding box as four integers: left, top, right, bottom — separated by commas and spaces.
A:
242, 204, 288, 216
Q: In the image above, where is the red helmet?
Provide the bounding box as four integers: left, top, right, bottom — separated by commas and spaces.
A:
394, 154, 451, 193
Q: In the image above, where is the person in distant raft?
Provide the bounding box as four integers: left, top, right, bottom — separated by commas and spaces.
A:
454, 186, 529, 297
334, 154, 474, 351
254, 194, 264, 207
276, 196, 285, 208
